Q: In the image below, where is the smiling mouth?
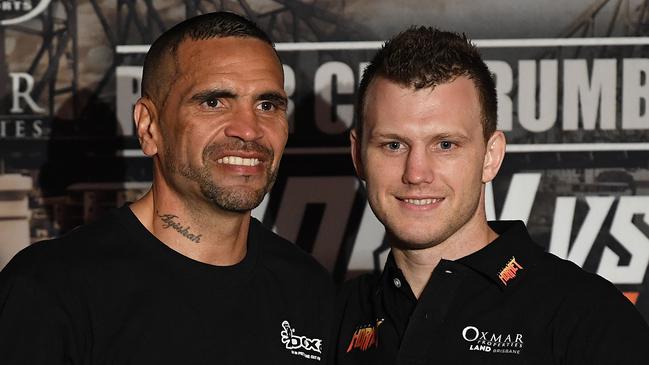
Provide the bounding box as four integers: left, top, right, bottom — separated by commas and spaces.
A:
401, 198, 443, 206
216, 156, 261, 167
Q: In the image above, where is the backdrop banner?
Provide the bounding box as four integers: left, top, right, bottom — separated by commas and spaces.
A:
1, 0, 648, 323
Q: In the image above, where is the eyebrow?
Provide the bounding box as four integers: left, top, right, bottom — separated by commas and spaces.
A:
369, 131, 471, 143
368, 133, 413, 145
189, 89, 288, 108
370, 133, 405, 140
190, 89, 237, 103
257, 92, 288, 108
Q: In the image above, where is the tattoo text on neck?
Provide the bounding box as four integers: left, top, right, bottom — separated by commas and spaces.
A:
157, 213, 202, 243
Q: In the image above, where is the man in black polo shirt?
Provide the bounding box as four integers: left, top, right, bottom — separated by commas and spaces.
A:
0, 12, 332, 364
334, 26, 649, 364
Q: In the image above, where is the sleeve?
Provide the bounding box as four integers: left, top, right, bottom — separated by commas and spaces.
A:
0, 250, 81, 364
558, 278, 649, 365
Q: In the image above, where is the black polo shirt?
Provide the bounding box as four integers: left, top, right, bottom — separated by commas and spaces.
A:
334, 221, 649, 364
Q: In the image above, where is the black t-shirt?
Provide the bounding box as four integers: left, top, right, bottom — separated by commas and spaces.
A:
0, 206, 334, 364
334, 221, 649, 364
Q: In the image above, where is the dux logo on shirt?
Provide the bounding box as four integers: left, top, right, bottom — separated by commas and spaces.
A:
281, 320, 323, 361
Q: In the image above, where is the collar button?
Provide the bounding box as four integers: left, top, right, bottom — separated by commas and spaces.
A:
393, 278, 402, 288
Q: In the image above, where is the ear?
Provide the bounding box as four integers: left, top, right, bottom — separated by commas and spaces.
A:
133, 97, 160, 156
350, 129, 366, 181
482, 131, 506, 183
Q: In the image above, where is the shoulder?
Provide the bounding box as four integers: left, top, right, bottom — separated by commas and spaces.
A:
339, 273, 379, 297
0, 211, 129, 362
491, 224, 631, 306
532, 252, 649, 361
2, 207, 131, 280
527, 251, 637, 317
336, 272, 380, 313
535, 251, 627, 302
252, 218, 330, 282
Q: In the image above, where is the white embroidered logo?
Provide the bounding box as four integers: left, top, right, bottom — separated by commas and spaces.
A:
461, 325, 524, 355
281, 320, 323, 361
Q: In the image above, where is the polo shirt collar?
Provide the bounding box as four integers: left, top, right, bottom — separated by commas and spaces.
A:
380, 252, 416, 296
380, 220, 544, 293
457, 220, 545, 290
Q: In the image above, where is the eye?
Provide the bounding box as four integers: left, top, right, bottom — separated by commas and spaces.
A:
203, 99, 221, 108
385, 141, 403, 151
439, 141, 454, 150
258, 101, 276, 111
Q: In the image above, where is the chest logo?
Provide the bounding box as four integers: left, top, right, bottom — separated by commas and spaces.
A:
280, 320, 322, 361
462, 325, 524, 355
498, 256, 523, 286
346, 319, 384, 352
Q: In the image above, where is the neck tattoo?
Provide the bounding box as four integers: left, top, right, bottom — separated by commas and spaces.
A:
157, 213, 202, 243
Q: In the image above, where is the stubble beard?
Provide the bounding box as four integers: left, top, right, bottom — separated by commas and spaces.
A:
166, 142, 278, 213
183, 163, 277, 212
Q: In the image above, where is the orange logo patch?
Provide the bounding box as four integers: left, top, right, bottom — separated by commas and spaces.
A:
346, 319, 383, 352
498, 257, 523, 286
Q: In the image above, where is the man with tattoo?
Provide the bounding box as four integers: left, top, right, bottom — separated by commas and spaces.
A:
0, 12, 333, 364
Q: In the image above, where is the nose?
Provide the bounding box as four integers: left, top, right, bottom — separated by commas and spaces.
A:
402, 146, 434, 185
223, 107, 264, 142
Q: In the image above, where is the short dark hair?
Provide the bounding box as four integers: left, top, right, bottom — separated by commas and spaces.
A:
355, 26, 497, 142
142, 11, 276, 107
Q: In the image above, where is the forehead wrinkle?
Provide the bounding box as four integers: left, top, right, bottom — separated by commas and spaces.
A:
176, 65, 281, 98
165, 38, 285, 111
